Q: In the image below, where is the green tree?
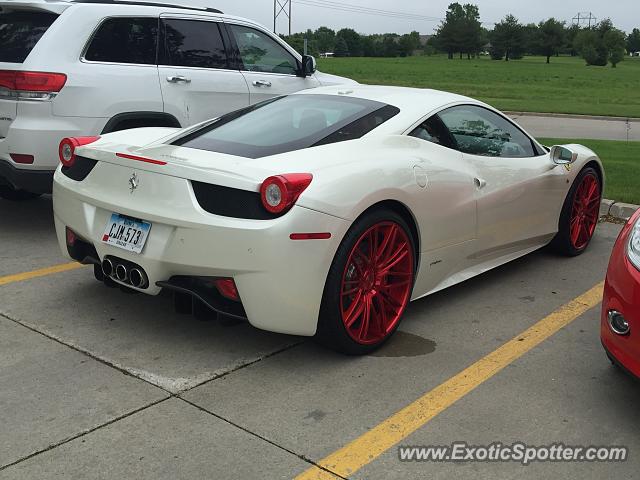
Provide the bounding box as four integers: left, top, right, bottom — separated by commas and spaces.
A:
627, 28, 640, 53
360, 35, 377, 57
336, 28, 362, 56
433, 3, 484, 59
522, 23, 539, 55
381, 34, 400, 57
490, 14, 525, 61
460, 4, 484, 58
565, 24, 582, 56
424, 36, 438, 56
604, 28, 627, 67
434, 2, 465, 59
333, 36, 349, 57
398, 31, 420, 56
537, 18, 566, 63
314, 27, 336, 54
574, 19, 625, 67
575, 28, 606, 65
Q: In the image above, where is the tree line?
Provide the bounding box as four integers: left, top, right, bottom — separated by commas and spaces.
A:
282, 2, 639, 68
282, 28, 422, 58
432, 3, 630, 67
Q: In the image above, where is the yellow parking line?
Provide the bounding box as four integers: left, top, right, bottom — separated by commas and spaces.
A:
296, 282, 604, 480
0, 262, 85, 287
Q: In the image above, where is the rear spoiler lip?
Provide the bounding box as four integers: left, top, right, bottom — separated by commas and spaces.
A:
0, 1, 72, 14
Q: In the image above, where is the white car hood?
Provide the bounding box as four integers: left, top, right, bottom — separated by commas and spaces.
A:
314, 71, 358, 87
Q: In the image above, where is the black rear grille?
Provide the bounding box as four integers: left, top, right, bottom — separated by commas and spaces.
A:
61, 156, 97, 181
191, 181, 278, 220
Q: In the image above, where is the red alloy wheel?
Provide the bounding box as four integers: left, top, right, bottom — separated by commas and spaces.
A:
339, 221, 414, 345
569, 173, 601, 251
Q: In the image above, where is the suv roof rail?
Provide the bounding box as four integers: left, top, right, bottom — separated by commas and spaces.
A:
70, 0, 223, 14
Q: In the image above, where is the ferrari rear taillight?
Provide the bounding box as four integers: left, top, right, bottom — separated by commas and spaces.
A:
59, 136, 101, 168
0, 70, 67, 99
259, 173, 313, 214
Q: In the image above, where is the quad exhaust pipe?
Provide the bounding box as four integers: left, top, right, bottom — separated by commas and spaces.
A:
101, 258, 114, 277
101, 256, 148, 289
130, 268, 146, 289
115, 264, 128, 282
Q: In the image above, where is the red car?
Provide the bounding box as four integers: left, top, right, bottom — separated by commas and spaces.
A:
601, 209, 640, 378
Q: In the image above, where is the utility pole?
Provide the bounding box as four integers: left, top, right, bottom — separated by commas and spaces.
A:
274, 0, 292, 35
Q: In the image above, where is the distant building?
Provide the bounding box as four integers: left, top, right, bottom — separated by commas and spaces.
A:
320, 52, 334, 58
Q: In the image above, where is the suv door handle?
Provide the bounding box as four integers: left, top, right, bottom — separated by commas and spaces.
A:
252, 80, 272, 87
474, 177, 487, 189
167, 75, 191, 84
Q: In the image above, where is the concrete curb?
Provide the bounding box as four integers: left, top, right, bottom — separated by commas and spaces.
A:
601, 199, 640, 221
506, 111, 640, 123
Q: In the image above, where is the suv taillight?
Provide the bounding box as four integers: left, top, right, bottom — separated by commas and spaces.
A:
0, 70, 67, 99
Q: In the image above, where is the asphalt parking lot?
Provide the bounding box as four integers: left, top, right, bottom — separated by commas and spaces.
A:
1, 196, 639, 479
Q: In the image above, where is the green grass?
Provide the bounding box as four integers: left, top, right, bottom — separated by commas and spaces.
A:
539, 138, 640, 204
318, 55, 640, 118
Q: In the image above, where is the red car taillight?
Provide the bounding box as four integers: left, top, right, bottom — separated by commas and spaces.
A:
58, 136, 101, 167
214, 278, 240, 301
0, 70, 67, 98
259, 173, 313, 214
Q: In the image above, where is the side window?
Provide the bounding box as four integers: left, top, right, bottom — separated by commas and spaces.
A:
409, 115, 455, 148
438, 105, 537, 158
160, 19, 227, 69
316, 105, 400, 146
228, 24, 297, 75
85, 17, 158, 65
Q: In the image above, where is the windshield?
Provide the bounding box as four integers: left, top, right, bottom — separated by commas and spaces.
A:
172, 94, 400, 158
0, 11, 59, 63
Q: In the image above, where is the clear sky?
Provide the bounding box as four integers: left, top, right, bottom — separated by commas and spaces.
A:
207, 0, 638, 35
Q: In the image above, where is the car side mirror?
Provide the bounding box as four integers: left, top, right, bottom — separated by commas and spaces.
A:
550, 145, 578, 165
298, 55, 317, 77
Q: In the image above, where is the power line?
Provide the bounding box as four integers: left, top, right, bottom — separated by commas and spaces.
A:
291, 0, 442, 23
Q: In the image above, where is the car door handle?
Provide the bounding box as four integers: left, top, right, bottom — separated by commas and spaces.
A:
166, 75, 191, 84
252, 80, 272, 87
474, 177, 487, 189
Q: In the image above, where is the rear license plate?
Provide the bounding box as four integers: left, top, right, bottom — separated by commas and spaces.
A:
102, 213, 151, 254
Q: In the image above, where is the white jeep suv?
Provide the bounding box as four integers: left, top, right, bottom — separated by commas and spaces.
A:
0, 0, 353, 200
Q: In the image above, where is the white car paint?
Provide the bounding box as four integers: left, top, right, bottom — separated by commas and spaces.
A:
52, 85, 604, 337
0, 0, 353, 193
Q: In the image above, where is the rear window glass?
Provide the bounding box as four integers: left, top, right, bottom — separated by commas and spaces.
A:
172, 94, 399, 159
85, 17, 158, 65
0, 11, 59, 63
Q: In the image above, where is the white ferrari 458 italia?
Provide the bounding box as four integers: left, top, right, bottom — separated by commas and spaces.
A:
53, 85, 603, 354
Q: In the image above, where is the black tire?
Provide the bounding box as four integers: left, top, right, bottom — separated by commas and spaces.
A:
315, 208, 417, 355
0, 185, 42, 201
550, 167, 601, 257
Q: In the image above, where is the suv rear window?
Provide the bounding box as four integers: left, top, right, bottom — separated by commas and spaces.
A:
0, 11, 59, 63
85, 17, 158, 65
